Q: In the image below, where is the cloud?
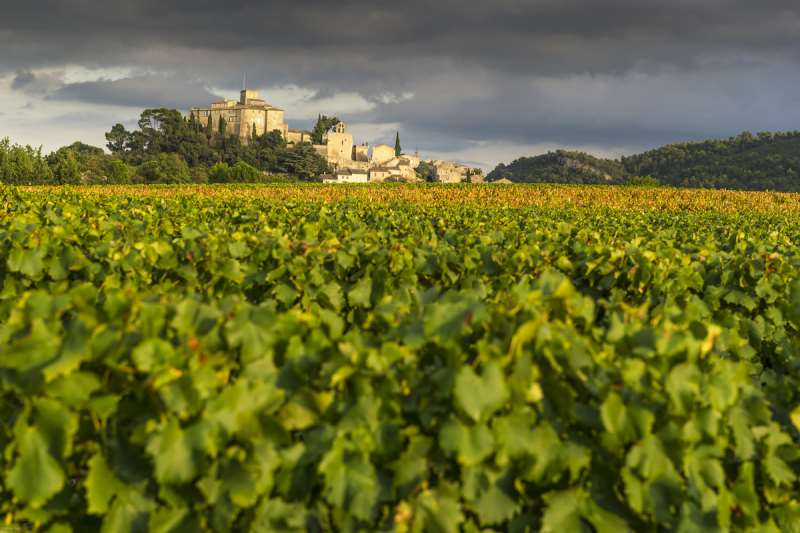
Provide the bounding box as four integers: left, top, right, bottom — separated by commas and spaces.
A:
11, 70, 63, 94
2, 0, 800, 164
49, 74, 221, 109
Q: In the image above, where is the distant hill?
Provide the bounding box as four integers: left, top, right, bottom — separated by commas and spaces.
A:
621, 131, 800, 191
486, 150, 624, 184
488, 131, 800, 191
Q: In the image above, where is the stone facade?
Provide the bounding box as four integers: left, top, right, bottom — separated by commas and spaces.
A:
190, 89, 288, 145
322, 168, 369, 183
287, 129, 313, 144
432, 160, 469, 183
370, 144, 396, 166
369, 167, 393, 183
323, 122, 354, 167
353, 144, 369, 162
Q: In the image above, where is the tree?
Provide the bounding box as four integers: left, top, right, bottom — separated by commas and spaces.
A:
0, 139, 54, 184
277, 143, 329, 181
229, 161, 261, 182
209, 162, 231, 183
416, 160, 434, 182
106, 124, 131, 155
136, 153, 190, 183
252, 123, 257, 142
311, 115, 340, 144
627, 175, 661, 187
51, 149, 81, 184
207, 116, 213, 139
395, 132, 402, 157
219, 117, 227, 136
107, 159, 132, 183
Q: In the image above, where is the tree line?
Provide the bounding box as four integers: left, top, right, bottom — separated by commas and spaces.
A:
488, 131, 800, 191
0, 108, 333, 185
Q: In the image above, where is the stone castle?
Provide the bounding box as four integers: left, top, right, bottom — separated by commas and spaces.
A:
191, 89, 288, 143
190, 88, 482, 183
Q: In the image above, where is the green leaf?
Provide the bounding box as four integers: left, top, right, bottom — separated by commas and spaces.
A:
6, 426, 65, 508
225, 307, 276, 362
319, 440, 379, 521
101, 487, 154, 533
228, 240, 249, 258
131, 338, 175, 373
3, 318, 60, 371
541, 488, 587, 533
439, 418, 495, 466
474, 483, 519, 525
347, 276, 373, 308
417, 487, 464, 533
149, 507, 189, 533
7, 246, 46, 279
320, 281, 344, 311
86, 453, 122, 514
600, 391, 637, 446
146, 420, 198, 485
584, 499, 630, 533
33, 397, 78, 459
454, 363, 509, 422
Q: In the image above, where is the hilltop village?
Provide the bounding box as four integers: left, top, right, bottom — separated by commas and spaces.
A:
190, 89, 483, 183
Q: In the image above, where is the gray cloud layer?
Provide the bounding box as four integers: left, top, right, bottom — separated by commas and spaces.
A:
3, 0, 800, 162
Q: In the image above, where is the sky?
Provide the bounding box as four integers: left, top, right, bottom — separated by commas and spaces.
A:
2, 0, 800, 169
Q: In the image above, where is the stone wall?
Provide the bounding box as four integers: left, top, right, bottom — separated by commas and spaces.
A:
190, 89, 287, 145
433, 160, 469, 183
326, 131, 354, 162
371, 144, 395, 166
354, 144, 369, 162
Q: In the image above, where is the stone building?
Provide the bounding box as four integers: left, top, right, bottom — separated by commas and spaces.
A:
432, 160, 470, 183
369, 167, 393, 183
323, 122, 353, 164
287, 129, 313, 144
321, 168, 369, 183
190, 89, 288, 144
382, 156, 419, 180
353, 144, 369, 162
370, 144, 396, 166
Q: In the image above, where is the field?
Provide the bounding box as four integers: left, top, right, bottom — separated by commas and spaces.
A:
1, 183, 799, 532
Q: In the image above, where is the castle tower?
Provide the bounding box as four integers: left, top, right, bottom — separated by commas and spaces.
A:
190, 88, 288, 145
325, 121, 354, 165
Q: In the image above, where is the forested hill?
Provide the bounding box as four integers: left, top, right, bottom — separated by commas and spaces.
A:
621, 131, 800, 190
486, 150, 625, 184
488, 131, 800, 191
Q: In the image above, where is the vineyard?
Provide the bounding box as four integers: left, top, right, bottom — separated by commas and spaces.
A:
1, 183, 799, 532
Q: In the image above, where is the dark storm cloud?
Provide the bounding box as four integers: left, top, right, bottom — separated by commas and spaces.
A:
49, 75, 221, 109
3, 0, 799, 82
11, 71, 35, 90
11, 69, 62, 94
3, 0, 800, 162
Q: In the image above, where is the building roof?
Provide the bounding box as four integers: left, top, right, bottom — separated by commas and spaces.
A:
337, 168, 368, 175
191, 101, 283, 112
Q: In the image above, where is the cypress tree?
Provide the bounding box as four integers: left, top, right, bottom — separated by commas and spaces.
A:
219, 117, 227, 136
252, 123, 257, 142
395, 132, 402, 157
206, 116, 213, 139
